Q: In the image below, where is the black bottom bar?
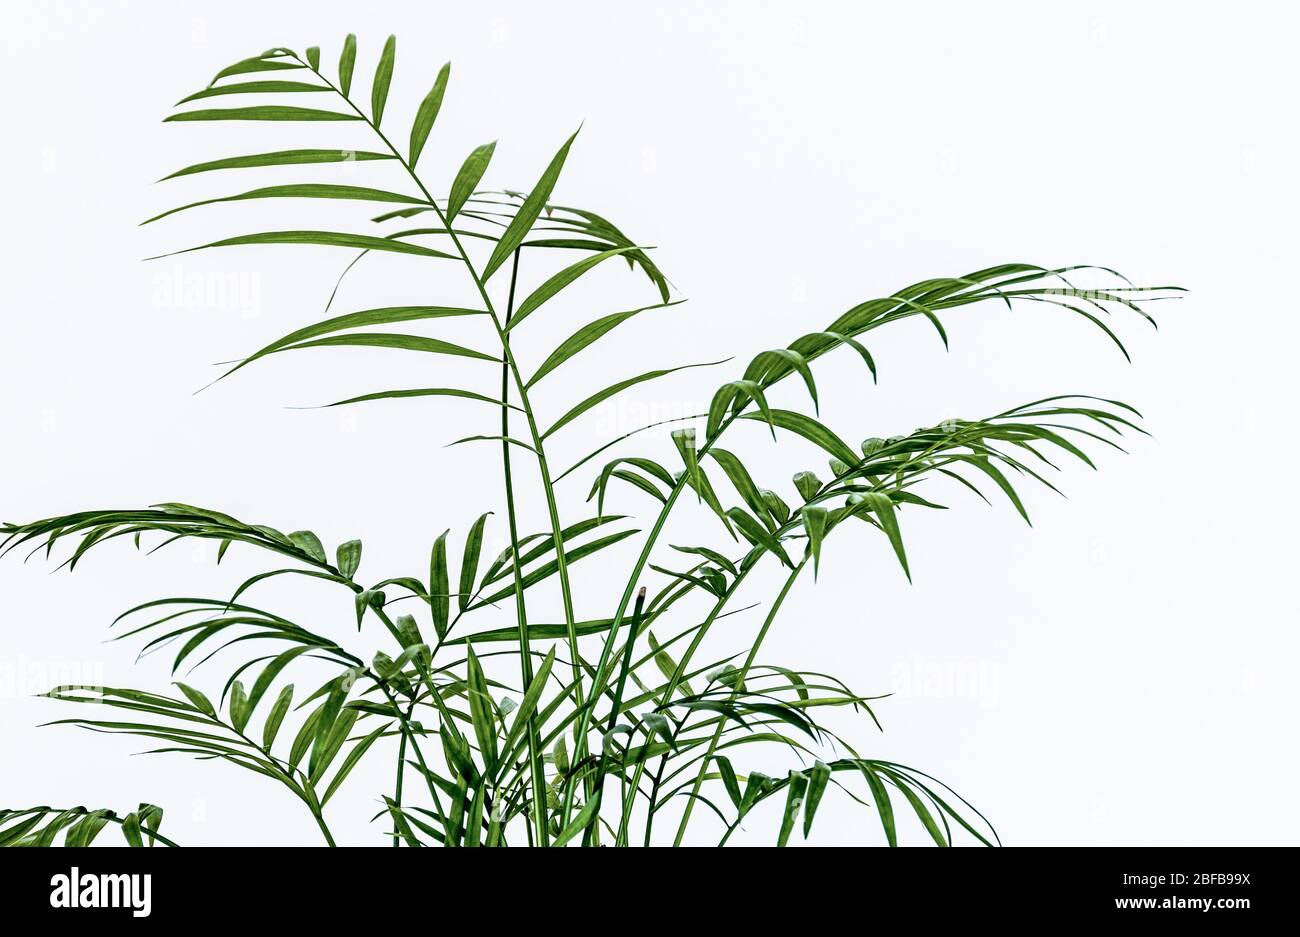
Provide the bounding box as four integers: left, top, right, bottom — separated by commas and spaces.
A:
0, 846, 1284, 924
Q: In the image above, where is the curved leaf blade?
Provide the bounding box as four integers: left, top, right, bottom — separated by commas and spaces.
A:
177, 80, 329, 104
543, 359, 727, 438
224, 305, 483, 378
166, 106, 359, 122
153, 230, 457, 261
482, 130, 578, 280
526, 301, 681, 387
507, 247, 640, 331
446, 142, 496, 223
739, 408, 858, 466
160, 149, 393, 181
143, 184, 425, 225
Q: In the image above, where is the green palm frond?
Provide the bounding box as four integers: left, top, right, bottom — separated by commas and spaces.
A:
0, 804, 174, 847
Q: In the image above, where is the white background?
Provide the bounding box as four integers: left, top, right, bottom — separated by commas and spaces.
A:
1, 1, 1296, 846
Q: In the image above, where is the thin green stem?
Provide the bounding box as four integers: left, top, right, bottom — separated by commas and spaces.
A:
499, 246, 550, 845
392, 700, 410, 847
616, 562, 756, 844
568, 409, 751, 828
296, 55, 588, 843
308, 804, 337, 847
373, 677, 449, 833
561, 478, 688, 825
582, 587, 645, 845
672, 557, 807, 845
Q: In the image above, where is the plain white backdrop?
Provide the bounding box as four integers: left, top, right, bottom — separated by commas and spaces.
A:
1, 1, 1296, 846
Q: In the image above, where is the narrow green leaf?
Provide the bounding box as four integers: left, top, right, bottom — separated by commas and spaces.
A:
320, 387, 506, 409
309, 678, 349, 772
543, 360, 726, 437
121, 812, 144, 847
962, 455, 1032, 524
446, 142, 496, 223
746, 348, 819, 412
553, 797, 599, 846
166, 105, 359, 122
339, 34, 357, 96
223, 305, 482, 378
803, 761, 831, 837
160, 148, 393, 181
740, 408, 859, 466
482, 130, 578, 280
459, 513, 490, 611
527, 301, 679, 386
248, 646, 313, 714
137, 803, 164, 846
507, 247, 640, 331
648, 632, 693, 697
142, 183, 424, 225
178, 80, 329, 104
466, 647, 498, 771
277, 332, 497, 362
449, 618, 617, 645
371, 35, 396, 127
309, 707, 359, 783
321, 722, 387, 804
156, 230, 457, 261
210, 56, 302, 85
228, 680, 251, 732
481, 515, 625, 586
69, 811, 111, 847
801, 506, 828, 576
382, 796, 423, 846
501, 647, 556, 760
671, 428, 701, 500
429, 529, 450, 639
716, 755, 742, 809
863, 492, 910, 581
708, 379, 775, 440
289, 702, 324, 770
173, 682, 215, 716
447, 434, 536, 452
262, 683, 294, 749
884, 770, 948, 846
709, 448, 773, 525
726, 507, 790, 567
464, 782, 487, 847
669, 543, 738, 577
777, 771, 809, 846
472, 530, 638, 607
305, 46, 320, 70
409, 62, 450, 165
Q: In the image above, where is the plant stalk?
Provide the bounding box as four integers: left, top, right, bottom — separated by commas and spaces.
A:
672, 557, 808, 845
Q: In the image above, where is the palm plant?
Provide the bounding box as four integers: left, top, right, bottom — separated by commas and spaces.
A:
0, 36, 1176, 848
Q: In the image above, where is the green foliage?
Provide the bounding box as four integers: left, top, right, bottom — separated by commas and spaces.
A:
0, 37, 1179, 847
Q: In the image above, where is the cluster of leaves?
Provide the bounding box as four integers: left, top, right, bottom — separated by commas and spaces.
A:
1, 37, 1176, 846
0, 804, 170, 847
